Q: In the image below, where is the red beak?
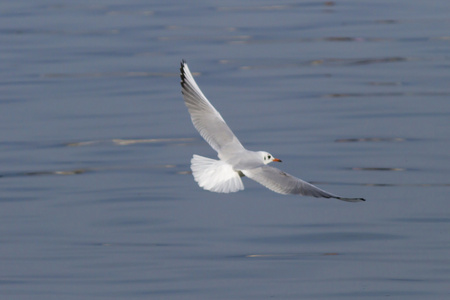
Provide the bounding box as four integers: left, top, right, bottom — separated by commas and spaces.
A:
273, 158, 282, 162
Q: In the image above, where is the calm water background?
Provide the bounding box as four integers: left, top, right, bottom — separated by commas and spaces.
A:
1, 0, 449, 299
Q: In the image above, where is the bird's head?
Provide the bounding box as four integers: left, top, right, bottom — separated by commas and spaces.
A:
259, 151, 282, 165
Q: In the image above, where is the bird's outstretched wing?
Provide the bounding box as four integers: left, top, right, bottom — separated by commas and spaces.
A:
180, 61, 245, 155
242, 165, 365, 202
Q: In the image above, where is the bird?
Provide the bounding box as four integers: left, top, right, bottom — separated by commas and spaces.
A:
180, 60, 365, 202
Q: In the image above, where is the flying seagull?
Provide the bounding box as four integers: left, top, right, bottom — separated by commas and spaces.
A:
180, 60, 365, 202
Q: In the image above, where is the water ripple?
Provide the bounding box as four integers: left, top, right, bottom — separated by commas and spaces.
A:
335, 137, 407, 143
41, 72, 180, 79
66, 138, 195, 147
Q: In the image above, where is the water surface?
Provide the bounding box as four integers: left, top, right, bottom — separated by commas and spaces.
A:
1, 1, 449, 299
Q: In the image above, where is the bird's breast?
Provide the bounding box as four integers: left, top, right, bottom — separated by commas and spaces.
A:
224, 150, 264, 171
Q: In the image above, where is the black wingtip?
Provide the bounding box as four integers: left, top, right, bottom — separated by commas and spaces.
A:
352, 197, 366, 202
335, 196, 366, 202
180, 60, 187, 87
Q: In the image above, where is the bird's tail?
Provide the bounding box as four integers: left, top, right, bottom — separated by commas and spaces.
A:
190, 155, 244, 193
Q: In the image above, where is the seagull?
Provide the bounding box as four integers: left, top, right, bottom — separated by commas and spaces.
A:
180, 60, 365, 202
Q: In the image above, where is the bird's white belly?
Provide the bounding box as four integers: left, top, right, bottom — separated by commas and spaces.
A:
220, 150, 263, 171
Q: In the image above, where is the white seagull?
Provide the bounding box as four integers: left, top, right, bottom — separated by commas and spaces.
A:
180, 60, 365, 202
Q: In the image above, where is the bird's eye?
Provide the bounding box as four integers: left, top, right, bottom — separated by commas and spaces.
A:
268, 155, 271, 159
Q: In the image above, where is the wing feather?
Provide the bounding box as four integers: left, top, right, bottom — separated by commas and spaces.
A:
242, 165, 365, 202
180, 61, 244, 155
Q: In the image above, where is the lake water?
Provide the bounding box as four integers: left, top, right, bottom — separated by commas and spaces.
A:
1, 0, 449, 299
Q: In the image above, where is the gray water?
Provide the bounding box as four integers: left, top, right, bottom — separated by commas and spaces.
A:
1, 1, 450, 299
